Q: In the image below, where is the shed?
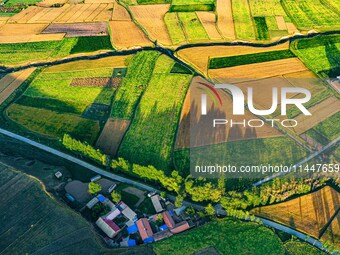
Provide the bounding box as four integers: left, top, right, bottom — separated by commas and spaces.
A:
151, 195, 164, 213
86, 197, 99, 209
159, 224, 168, 231
143, 237, 154, 244
136, 218, 153, 241
127, 223, 138, 234
97, 194, 106, 203
162, 211, 175, 229
122, 206, 137, 222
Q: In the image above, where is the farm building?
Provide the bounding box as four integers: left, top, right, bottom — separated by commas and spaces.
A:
117, 201, 137, 222
120, 238, 137, 247
170, 221, 190, 234
96, 217, 121, 238
162, 211, 175, 228
151, 195, 164, 213
105, 208, 121, 220
97, 194, 115, 209
137, 218, 153, 241
153, 229, 173, 242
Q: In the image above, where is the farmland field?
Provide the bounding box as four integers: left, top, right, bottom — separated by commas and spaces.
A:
284, 241, 328, 255
177, 12, 209, 42
291, 35, 340, 78
164, 13, 187, 45
110, 51, 160, 119
216, 0, 235, 39
153, 218, 285, 255
254, 17, 269, 40
170, 0, 215, 12
281, 0, 340, 30
196, 11, 223, 40
118, 55, 192, 171
232, 0, 255, 39
0, 164, 104, 254
251, 186, 340, 239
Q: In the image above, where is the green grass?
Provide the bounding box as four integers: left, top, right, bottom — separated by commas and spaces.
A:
209, 50, 295, 69
266, 16, 279, 30
110, 51, 160, 119
153, 218, 285, 255
170, 0, 215, 11
175, 136, 308, 176
0, 12, 16, 16
16, 95, 88, 115
281, 0, 340, 30
70, 36, 113, 54
24, 70, 116, 106
290, 35, 340, 78
138, 197, 156, 214
121, 191, 140, 208
0, 166, 106, 255
4, 0, 41, 5
119, 70, 192, 171
170, 62, 193, 74
7, 104, 100, 143
254, 17, 270, 40
284, 240, 327, 255
306, 112, 340, 144
249, 0, 287, 16
177, 12, 209, 42
164, 13, 187, 45
232, 0, 256, 39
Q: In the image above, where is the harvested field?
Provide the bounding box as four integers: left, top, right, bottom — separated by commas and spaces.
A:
175, 76, 282, 149
35, 5, 71, 23
208, 58, 308, 83
293, 96, 340, 134
92, 3, 113, 21
111, 1, 130, 20
275, 16, 287, 30
216, 0, 235, 39
95, 118, 130, 156
321, 211, 340, 248
109, 20, 152, 49
10, 6, 44, 23
72, 3, 100, 22
0, 68, 36, 105
196, 11, 223, 40
0, 23, 46, 36
44, 55, 130, 72
85, 0, 115, 3
37, 0, 68, 7
71, 77, 121, 88
42, 22, 108, 37
176, 42, 290, 75
286, 22, 299, 34
251, 186, 340, 239
130, 4, 171, 45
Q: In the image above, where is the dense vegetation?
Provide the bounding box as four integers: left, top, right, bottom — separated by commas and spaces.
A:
232, 0, 255, 39
209, 50, 295, 69
177, 12, 209, 42
291, 35, 340, 78
110, 51, 160, 119
164, 13, 187, 45
284, 241, 328, 255
254, 17, 270, 40
170, 0, 215, 12
70, 36, 113, 54
153, 218, 285, 255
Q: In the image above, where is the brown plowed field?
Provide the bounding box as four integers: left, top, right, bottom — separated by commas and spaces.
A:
71, 77, 121, 88
95, 118, 130, 156
42, 22, 108, 37
175, 76, 282, 149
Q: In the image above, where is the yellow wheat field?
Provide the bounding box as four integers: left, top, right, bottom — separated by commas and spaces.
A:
216, 0, 235, 39
109, 20, 152, 49
130, 4, 172, 45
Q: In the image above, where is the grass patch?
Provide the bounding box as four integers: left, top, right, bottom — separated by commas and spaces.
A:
15, 95, 88, 115
284, 240, 327, 255
249, 0, 287, 16
209, 49, 295, 69
177, 12, 209, 42
266, 16, 279, 30
0, 12, 16, 16
138, 197, 155, 214
110, 51, 160, 119
170, 62, 192, 74
153, 218, 285, 255
290, 35, 340, 78
70, 36, 113, 54
118, 71, 192, 171
254, 17, 270, 40
7, 104, 100, 143
281, 0, 340, 30
304, 129, 329, 146
232, 0, 256, 39
164, 13, 187, 45
121, 191, 140, 208
307, 112, 340, 143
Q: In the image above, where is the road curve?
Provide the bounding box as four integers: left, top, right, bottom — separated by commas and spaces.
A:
0, 128, 204, 210
253, 136, 340, 187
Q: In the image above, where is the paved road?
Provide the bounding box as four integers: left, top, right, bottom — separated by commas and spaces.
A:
253, 136, 340, 187
0, 128, 204, 210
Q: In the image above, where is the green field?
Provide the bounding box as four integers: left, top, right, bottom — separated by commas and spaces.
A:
0, 37, 113, 66
137, 0, 170, 3
232, 0, 256, 39
282, 0, 340, 30
3, 0, 41, 5
119, 56, 192, 171
175, 136, 308, 176
153, 218, 285, 255
170, 0, 215, 12
254, 17, 270, 40
0, 165, 104, 254
249, 0, 287, 16
177, 12, 209, 42
209, 50, 295, 69
110, 51, 160, 119
7, 104, 100, 143
305, 112, 340, 145
164, 13, 187, 45
284, 241, 327, 255
290, 35, 340, 78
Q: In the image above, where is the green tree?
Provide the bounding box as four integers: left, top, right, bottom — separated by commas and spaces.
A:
175, 194, 184, 208
88, 182, 102, 195
111, 190, 121, 202
205, 204, 215, 216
